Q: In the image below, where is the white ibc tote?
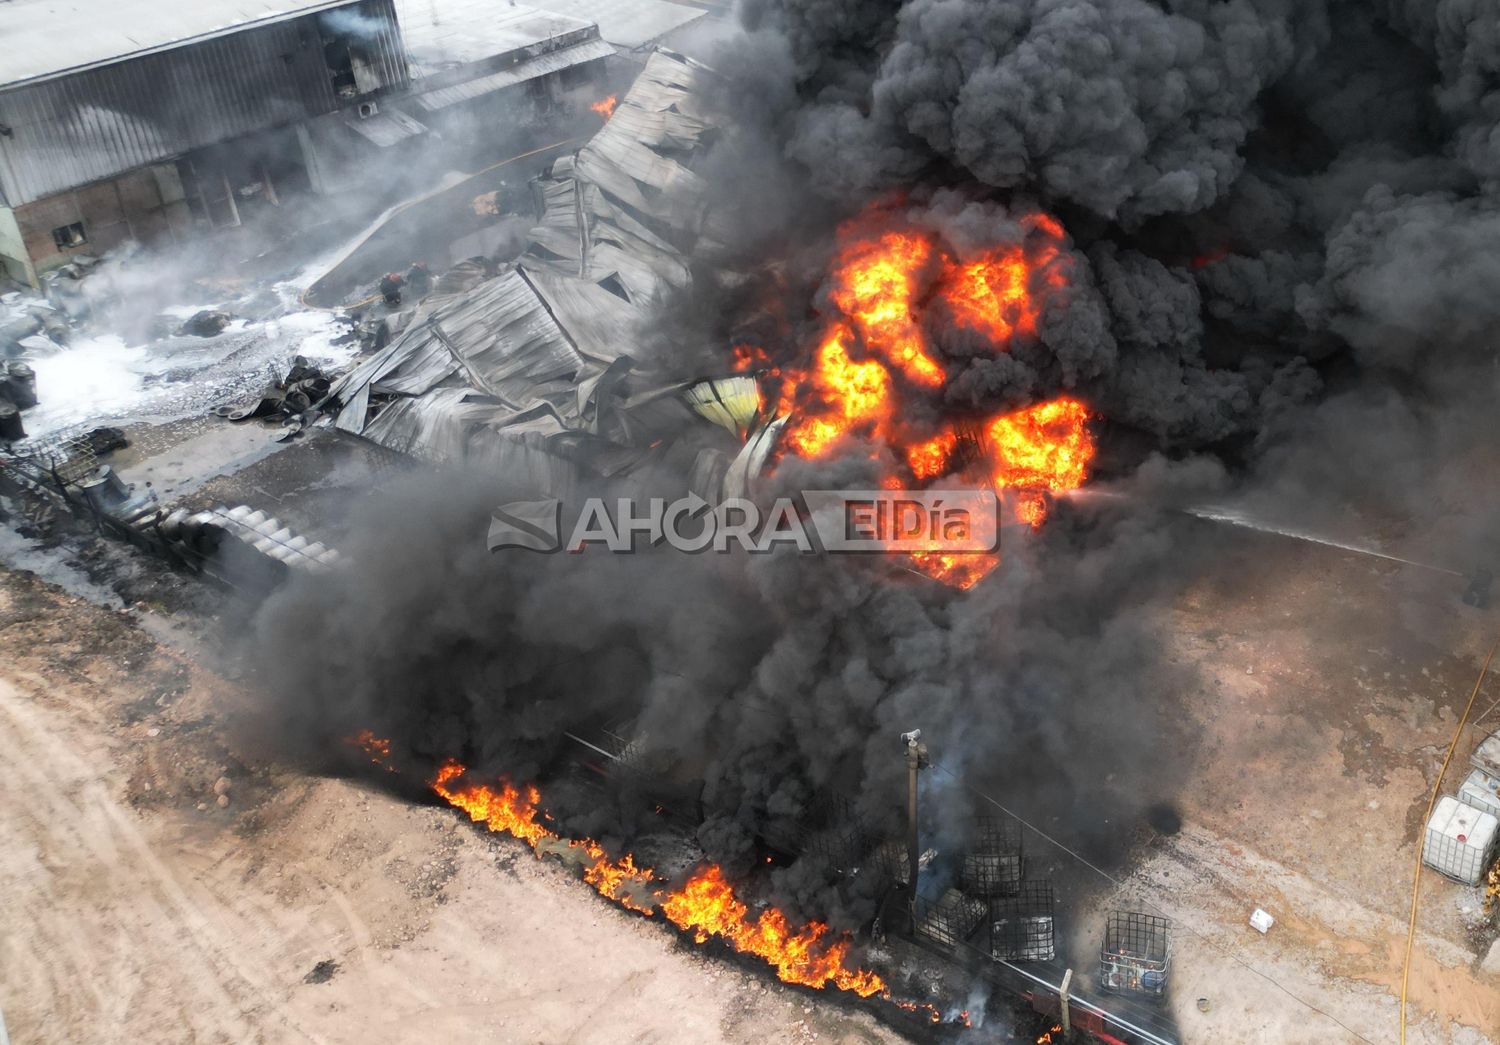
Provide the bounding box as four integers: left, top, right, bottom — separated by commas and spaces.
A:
1422, 796, 1499, 885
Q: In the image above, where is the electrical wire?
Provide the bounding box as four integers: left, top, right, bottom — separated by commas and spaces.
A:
933, 763, 1377, 1045
726, 696, 1374, 1042
1398, 634, 1500, 1044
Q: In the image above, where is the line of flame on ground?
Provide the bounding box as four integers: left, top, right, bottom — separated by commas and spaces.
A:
741, 203, 1097, 589
342, 735, 955, 1021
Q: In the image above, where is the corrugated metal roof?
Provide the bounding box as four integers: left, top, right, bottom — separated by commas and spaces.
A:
407, 36, 614, 111
0, 13, 366, 205
332, 267, 587, 426
394, 0, 594, 77
332, 50, 739, 476
508, 0, 703, 49
572, 50, 715, 234
361, 387, 549, 460
522, 49, 716, 304
0, 0, 368, 89
521, 264, 642, 364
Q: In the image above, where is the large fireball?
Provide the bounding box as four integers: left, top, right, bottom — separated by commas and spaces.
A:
762, 205, 1097, 587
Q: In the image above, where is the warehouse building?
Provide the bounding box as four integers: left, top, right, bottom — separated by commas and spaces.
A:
0, 0, 408, 285
0, 0, 620, 288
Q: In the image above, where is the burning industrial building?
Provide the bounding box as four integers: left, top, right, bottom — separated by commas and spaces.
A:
3, 1, 1500, 1043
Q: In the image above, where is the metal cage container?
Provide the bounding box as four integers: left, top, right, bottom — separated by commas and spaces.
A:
961, 816, 1024, 897
1100, 911, 1170, 999
915, 888, 987, 947
868, 837, 911, 887
989, 881, 1056, 962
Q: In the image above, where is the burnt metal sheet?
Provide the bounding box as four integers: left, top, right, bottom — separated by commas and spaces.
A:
524, 170, 692, 303
520, 263, 641, 364
360, 386, 576, 464
571, 49, 714, 232
361, 386, 505, 460
334, 50, 740, 476
334, 268, 587, 428
429, 269, 586, 404
522, 49, 713, 304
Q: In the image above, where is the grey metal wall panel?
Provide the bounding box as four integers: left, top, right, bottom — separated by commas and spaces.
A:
0, 0, 407, 205
354, 0, 410, 95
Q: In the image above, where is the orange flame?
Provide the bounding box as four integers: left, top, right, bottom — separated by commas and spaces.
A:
987, 396, 1094, 492
349, 729, 391, 759
942, 214, 1069, 343
660, 865, 886, 996
427, 760, 896, 999
590, 95, 618, 118
906, 428, 958, 481
1012, 490, 1049, 530
832, 230, 945, 387
433, 763, 555, 848
907, 550, 998, 591
1037, 1023, 1063, 1044
782, 324, 891, 457
348, 729, 398, 772
769, 206, 1095, 586
733, 343, 773, 372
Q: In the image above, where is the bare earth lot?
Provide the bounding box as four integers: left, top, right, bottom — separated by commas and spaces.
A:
1116, 532, 1500, 1044
2, 497, 1500, 1044
0, 569, 902, 1045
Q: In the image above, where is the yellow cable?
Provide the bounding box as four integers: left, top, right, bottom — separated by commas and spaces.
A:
297, 136, 583, 312
1398, 633, 1500, 1043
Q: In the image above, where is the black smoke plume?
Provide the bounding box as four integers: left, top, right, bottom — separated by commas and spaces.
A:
250, 0, 1500, 930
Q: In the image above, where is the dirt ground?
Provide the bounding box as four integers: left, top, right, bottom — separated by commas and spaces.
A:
0, 567, 906, 1045
1094, 528, 1500, 1044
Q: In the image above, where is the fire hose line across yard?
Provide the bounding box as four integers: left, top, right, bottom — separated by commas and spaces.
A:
1398, 633, 1500, 1043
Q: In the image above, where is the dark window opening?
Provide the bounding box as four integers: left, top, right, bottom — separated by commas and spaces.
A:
52, 222, 86, 250
324, 39, 357, 97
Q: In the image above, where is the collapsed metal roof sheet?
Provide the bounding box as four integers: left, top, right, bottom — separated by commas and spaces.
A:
360, 388, 564, 460
521, 256, 649, 365
571, 51, 715, 234
333, 49, 745, 485
522, 49, 717, 307
335, 269, 584, 409
526, 161, 693, 304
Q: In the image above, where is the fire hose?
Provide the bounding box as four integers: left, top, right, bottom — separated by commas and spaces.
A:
1397, 633, 1500, 1044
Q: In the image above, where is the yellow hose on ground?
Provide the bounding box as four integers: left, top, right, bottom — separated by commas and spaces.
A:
1398, 634, 1500, 1043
